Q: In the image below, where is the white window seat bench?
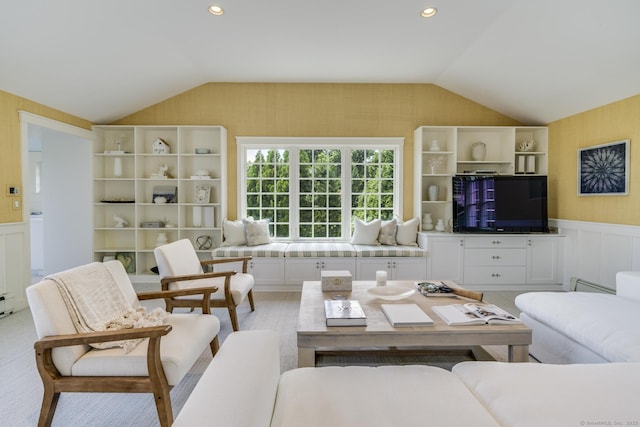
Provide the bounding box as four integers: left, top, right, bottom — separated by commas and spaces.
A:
211, 236, 427, 290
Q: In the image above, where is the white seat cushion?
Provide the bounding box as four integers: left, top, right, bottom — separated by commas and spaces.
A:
71, 313, 219, 385
453, 361, 640, 427
174, 273, 255, 305
285, 242, 357, 257
271, 365, 499, 427
515, 291, 640, 362
212, 242, 288, 258
353, 244, 425, 257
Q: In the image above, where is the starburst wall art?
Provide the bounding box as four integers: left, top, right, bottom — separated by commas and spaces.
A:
578, 139, 629, 196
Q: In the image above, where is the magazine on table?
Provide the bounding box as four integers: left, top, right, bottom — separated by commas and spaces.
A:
324, 300, 367, 326
432, 303, 521, 326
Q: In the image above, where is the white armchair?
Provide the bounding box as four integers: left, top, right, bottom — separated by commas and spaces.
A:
26, 260, 227, 427
154, 239, 256, 331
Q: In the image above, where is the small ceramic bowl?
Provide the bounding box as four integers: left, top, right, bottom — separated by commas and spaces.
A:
195, 148, 210, 154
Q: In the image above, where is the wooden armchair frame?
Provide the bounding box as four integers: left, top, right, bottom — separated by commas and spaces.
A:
160, 257, 255, 331
33, 284, 226, 427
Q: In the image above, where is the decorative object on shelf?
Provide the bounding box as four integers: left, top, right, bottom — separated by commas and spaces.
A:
422, 213, 433, 231
113, 157, 123, 177
195, 185, 211, 203
376, 270, 387, 287
471, 142, 486, 161
115, 252, 135, 273
192, 205, 202, 227
428, 184, 439, 201
435, 219, 445, 232
102, 255, 115, 262
429, 139, 441, 151
152, 138, 170, 154
141, 221, 165, 228
155, 232, 168, 248
203, 206, 215, 228
517, 139, 536, 152
150, 164, 170, 179
516, 155, 526, 174
427, 155, 445, 174
105, 136, 125, 154
113, 214, 128, 228
578, 139, 629, 196
191, 170, 211, 179
152, 186, 177, 203
526, 155, 536, 174
195, 148, 211, 154
196, 235, 213, 250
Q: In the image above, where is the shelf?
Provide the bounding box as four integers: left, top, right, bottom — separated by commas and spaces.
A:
92, 125, 228, 276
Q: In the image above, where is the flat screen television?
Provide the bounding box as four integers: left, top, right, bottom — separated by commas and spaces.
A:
452, 175, 549, 233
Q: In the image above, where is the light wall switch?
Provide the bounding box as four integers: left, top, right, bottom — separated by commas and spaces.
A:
11, 198, 20, 210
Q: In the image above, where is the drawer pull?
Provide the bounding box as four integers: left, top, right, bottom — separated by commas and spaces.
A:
491, 273, 501, 277
492, 240, 501, 245
492, 255, 501, 259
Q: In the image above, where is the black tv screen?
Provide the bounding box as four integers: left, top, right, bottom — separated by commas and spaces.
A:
452, 175, 549, 233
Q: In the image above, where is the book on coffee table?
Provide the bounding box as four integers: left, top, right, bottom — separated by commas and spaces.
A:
324, 300, 367, 326
381, 303, 434, 327
432, 303, 521, 326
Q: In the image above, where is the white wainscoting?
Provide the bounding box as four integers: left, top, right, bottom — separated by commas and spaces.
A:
0, 222, 29, 312
552, 219, 640, 291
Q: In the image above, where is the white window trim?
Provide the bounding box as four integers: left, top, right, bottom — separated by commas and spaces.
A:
237, 136, 404, 241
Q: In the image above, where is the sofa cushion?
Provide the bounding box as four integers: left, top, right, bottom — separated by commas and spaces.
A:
243, 218, 271, 246
221, 218, 249, 246
173, 330, 280, 427
271, 365, 499, 427
353, 244, 425, 257
515, 291, 640, 362
395, 217, 419, 246
285, 242, 357, 258
212, 242, 289, 258
453, 361, 640, 427
378, 219, 398, 246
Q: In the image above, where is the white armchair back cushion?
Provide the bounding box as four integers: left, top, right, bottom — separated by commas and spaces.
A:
154, 239, 204, 289
26, 260, 138, 376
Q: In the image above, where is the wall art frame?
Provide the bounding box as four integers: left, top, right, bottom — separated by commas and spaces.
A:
578, 139, 629, 196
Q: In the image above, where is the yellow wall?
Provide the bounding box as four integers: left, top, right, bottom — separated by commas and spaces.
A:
548, 94, 640, 225
114, 83, 519, 218
0, 89, 92, 223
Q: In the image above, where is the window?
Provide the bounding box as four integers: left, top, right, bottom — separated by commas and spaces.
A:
238, 137, 403, 240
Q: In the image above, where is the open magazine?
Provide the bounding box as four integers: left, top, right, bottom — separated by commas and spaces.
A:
432, 303, 521, 326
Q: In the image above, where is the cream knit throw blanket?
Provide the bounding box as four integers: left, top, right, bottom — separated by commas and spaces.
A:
49, 262, 168, 353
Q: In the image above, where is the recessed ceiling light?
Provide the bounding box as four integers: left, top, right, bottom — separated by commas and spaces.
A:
208, 5, 224, 15
421, 7, 437, 18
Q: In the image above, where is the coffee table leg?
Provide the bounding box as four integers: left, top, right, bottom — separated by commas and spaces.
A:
508, 344, 529, 362
298, 347, 316, 367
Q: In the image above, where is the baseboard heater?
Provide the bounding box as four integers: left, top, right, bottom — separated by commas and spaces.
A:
0, 294, 14, 319
569, 277, 615, 294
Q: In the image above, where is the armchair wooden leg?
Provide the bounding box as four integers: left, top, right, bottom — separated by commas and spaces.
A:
210, 335, 220, 356
37, 387, 59, 427
153, 388, 173, 427
248, 289, 256, 312
228, 306, 239, 331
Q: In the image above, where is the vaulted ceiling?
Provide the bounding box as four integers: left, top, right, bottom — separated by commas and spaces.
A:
2, 0, 639, 124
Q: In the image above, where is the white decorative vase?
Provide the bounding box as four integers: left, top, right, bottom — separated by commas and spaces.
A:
429, 139, 441, 151
471, 142, 486, 161
422, 213, 433, 231
155, 232, 168, 248
113, 157, 123, 177
435, 219, 445, 232
428, 184, 439, 201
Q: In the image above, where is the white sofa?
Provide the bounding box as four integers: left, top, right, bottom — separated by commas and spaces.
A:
516, 271, 640, 363
174, 330, 640, 427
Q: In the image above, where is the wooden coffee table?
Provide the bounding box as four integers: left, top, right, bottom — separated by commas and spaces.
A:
297, 280, 531, 367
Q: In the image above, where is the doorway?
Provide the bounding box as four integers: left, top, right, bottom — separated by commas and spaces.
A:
20, 113, 95, 277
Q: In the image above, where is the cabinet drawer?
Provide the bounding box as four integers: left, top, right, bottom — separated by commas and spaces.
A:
464, 248, 526, 266
464, 266, 526, 285
464, 236, 527, 249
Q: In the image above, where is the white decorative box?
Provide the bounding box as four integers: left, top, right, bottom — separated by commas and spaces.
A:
321, 270, 353, 292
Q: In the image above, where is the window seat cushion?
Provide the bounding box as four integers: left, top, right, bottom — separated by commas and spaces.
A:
285, 242, 357, 258
212, 242, 289, 258
353, 244, 426, 257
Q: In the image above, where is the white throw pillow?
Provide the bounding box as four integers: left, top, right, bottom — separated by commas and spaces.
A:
378, 219, 398, 246
350, 218, 381, 245
243, 218, 271, 246
221, 218, 248, 246
396, 217, 419, 246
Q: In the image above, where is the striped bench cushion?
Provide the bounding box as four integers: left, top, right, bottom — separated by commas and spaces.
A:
212, 242, 289, 258
353, 244, 426, 257
285, 242, 357, 258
